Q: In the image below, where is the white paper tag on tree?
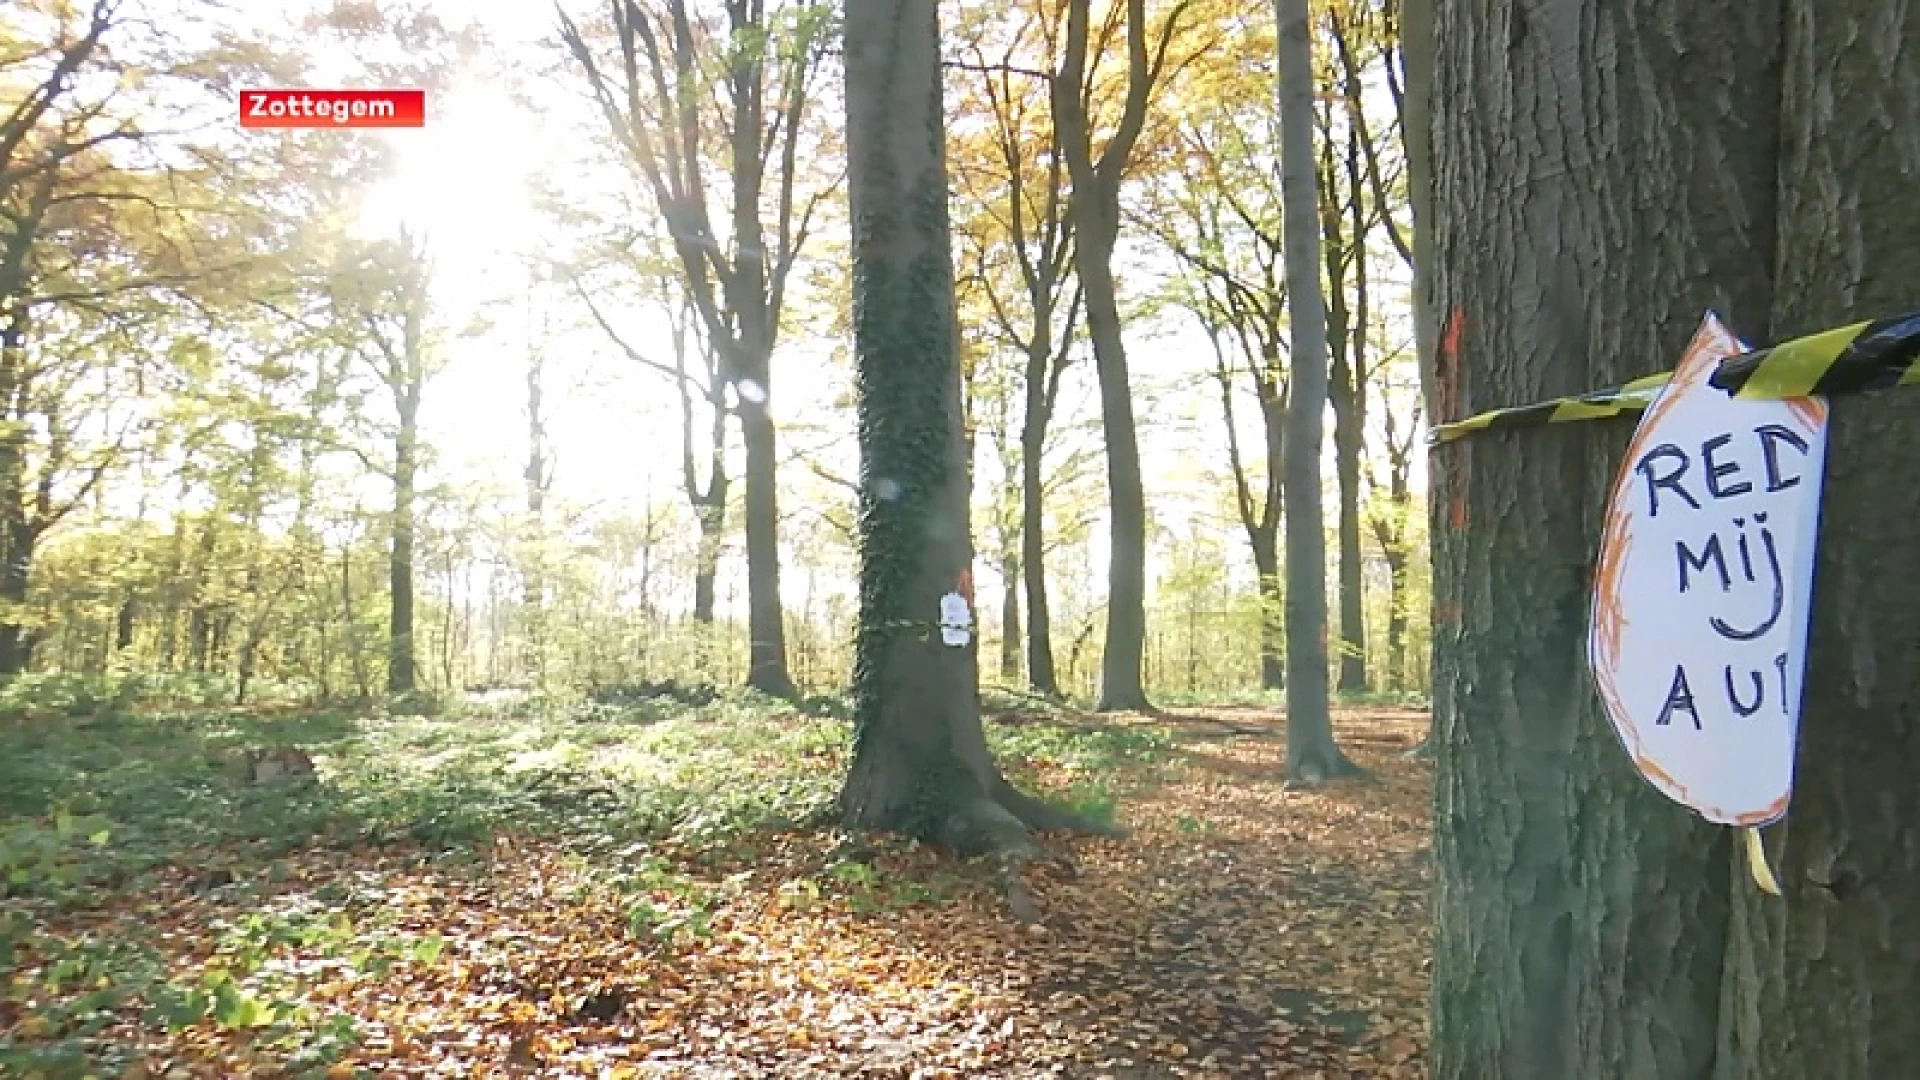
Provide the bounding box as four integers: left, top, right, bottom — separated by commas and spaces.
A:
938, 591, 971, 647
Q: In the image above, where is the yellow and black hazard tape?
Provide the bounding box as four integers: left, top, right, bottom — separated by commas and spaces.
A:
1428, 310, 1920, 446
1708, 311, 1920, 398
1426, 372, 1670, 446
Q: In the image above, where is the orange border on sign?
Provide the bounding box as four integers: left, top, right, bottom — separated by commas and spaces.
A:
1589, 317, 1822, 827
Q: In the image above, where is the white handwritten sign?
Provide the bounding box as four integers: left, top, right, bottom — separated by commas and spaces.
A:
1589, 313, 1828, 826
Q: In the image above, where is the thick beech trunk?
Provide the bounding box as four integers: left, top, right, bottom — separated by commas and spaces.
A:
1717, 4, 1920, 1077
837, 0, 1112, 864
1424, 0, 1920, 1075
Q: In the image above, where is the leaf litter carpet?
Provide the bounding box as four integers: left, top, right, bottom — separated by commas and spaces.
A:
64, 708, 1433, 1078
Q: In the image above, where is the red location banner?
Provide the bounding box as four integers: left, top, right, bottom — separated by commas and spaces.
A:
239, 89, 425, 129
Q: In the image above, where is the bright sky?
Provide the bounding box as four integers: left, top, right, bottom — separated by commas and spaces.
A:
274, 0, 1424, 622
343, 3, 715, 557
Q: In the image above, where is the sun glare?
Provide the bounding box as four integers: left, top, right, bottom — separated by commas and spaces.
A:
357, 78, 543, 290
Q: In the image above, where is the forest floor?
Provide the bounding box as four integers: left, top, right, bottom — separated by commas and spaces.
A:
1, 687, 1431, 1078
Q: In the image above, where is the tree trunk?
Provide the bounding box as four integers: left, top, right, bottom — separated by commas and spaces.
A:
234, 433, 276, 707
1054, 0, 1165, 715
1381, 545, 1407, 688
186, 521, 218, 674
837, 0, 1111, 869
558, 0, 813, 700
1274, 0, 1358, 785
0, 552, 32, 675
1396, 0, 1438, 752
115, 594, 135, 652
343, 543, 369, 701
692, 500, 723, 625
440, 550, 457, 690
1716, 3, 1920, 1076
739, 396, 794, 697
1253, 535, 1284, 690
0, 311, 33, 676
1019, 391, 1060, 696
1428, 0, 1788, 1075
999, 553, 1021, 683
388, 388, 419, 695
683, 314, 727, 631
1246, 345, 1287, 692
1397, 0, 1437, 417
1324, 170, 1369, 696
1078, 238, 1151, 713
1370, 433, 1413, 693
1337, 113, 1372, 693
729, 8, 795, 702
523, 340, 548, 689
734, 209, 793, 698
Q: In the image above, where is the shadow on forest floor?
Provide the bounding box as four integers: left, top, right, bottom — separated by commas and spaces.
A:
2, 697, 1430, 1078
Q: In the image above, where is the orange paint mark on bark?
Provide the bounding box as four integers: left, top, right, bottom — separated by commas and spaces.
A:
1433, 307, 1466, 423
1435, 307, 1470, 530
1440, 307, 1466, 367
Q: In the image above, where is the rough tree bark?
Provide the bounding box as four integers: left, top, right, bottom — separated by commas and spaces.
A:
1715, 2, 1920, 1076
1428, 0, 1814, 1075
1274, 0, 1360, 784
837, 0, 1115, 893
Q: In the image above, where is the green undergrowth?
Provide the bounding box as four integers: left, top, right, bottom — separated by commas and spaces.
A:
0, 680, 1186, 1075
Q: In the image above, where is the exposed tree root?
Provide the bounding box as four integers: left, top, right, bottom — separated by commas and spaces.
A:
745, 670, 800, 703
979, 683, 1080, 715
1403, 737, 1433, 760
923, 780, 1124, 922
1093, 689, 1156, 715
996, 781, 1129, 838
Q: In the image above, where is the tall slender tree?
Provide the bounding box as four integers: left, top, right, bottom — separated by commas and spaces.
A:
521, 262, 552, 689
1051, 0, 1191, 712
1131, 89, 1293, 692
329, 229, 433, 696
559, 0, 835, 698
1273, 0, 1360, 783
